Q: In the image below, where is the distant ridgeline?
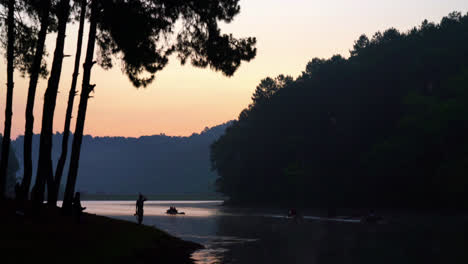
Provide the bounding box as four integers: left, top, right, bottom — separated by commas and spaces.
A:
211, 12, 468, 208
12, 122, 231, 198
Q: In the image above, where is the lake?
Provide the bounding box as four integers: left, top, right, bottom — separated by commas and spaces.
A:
82, 200, 468, 264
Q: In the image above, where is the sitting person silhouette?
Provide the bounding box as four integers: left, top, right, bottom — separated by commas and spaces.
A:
14, 183, 22, 207
72, 192, 86, 223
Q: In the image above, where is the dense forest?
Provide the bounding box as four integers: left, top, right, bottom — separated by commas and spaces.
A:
12, 122, 230, 197
211, 12, 468, 208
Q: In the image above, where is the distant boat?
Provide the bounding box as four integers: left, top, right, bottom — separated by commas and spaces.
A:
361, 210, 384, 224
361, 214, 384, 224
166, 207, 185, 215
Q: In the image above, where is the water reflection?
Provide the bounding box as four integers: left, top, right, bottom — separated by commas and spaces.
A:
81, 200, 223, 217
192, 247, 228, 264
83, 201, 468, 264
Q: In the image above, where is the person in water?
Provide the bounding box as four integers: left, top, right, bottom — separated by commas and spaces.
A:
72, 192, 86, 223
135, 193, 147, 224
287, 208, 303, 223
288, 208, 297, 217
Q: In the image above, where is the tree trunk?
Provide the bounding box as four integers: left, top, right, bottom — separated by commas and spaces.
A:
32, 0, 70, 205
0, 0, 15, 197
63, 0, 98, 211
49, 0, 87, 206
21, 0, 52, 201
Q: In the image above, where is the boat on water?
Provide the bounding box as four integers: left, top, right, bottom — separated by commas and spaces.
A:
362, 214, 384, 223
359, 209, 385, 224
166, 206, 185, 215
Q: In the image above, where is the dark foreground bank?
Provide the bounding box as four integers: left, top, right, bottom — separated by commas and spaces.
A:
0, 199, 202, 264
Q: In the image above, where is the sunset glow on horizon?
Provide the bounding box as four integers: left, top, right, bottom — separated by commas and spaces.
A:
1, 0, 468, 139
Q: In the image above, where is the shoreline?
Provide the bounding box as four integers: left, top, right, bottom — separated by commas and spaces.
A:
0, 199, 203, 264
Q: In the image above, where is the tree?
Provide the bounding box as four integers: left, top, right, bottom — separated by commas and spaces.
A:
0, 135, 20, 197
251, 75, 292, 105
32, 0, 70, 205
350, 34, 369, 57
0, 0, 51, 198
49, 0, 86, 206
0, 0, 15, 197
21, 0, 52, 201
62, 0, 256, 210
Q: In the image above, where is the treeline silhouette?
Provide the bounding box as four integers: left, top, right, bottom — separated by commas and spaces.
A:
12, 123, 230, 196
211, 12, 468, 208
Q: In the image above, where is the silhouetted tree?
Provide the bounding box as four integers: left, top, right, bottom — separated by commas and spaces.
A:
50, 0, 87, 206
251, 75, 292, 105
0, 0, 15, 197
350, 35, 369, 57
32, 0, 70, 205
21, 0, 52, 201
0, 135, 20, 197
0, 0, 51, 198
63, 0, 256, 210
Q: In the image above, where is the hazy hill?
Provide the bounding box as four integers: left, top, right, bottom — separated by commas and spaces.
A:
12, 122, 231, 197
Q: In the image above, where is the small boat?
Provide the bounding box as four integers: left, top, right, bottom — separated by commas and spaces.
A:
361, 210, 384, 224
362, 215, 383, 223
166, 207, 185, 215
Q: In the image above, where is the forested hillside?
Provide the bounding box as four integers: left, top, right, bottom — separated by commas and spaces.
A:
12, 122, 230, 196
211, 12, 468, 208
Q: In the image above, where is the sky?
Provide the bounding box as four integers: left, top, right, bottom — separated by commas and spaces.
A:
1, 0, 468, 139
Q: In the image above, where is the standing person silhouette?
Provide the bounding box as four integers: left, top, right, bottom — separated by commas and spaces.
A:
135, 193, 147, 225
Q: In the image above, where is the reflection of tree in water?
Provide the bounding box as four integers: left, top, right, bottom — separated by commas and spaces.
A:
316, 222, 378, 264
214, 215, 328, 264
211, 213, 468, 264
316, 217, 468, 264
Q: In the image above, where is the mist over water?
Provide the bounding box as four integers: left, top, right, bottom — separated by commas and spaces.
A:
80, 201, 468, 264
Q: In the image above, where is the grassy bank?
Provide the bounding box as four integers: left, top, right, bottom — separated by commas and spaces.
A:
0, 199, 202, 264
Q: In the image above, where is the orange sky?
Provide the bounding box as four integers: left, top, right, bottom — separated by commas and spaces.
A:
1, 0, 468, 138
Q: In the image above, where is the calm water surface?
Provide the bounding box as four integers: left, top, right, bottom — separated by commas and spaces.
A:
82, 200, 468, 264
